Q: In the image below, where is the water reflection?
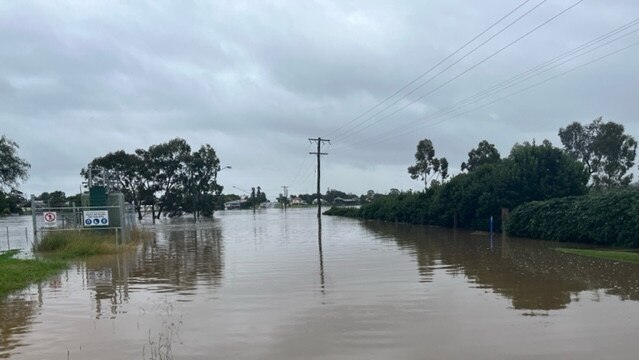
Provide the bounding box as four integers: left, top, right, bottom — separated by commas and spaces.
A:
317, 218, 325, 295
89, 220, 224, 317
364, 221, 639, 311
0, 289, 40, 358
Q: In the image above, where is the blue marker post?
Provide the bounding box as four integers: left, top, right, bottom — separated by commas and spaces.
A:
489, 215, 494, 250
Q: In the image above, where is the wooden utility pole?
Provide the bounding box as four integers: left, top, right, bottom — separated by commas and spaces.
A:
309, 137, 330, 218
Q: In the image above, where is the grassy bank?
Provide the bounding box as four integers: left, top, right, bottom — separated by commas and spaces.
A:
0, 250, 66, 297
1, 229, 152, 297
36, 228, 152, 259
555, 248, 639, 265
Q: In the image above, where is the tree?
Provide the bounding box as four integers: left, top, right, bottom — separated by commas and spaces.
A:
461, 140, 501, 172
504, 140, 589, 205
188, 144, 222, 219
83, 138, 224, 222
39, 191, 66, 208
559, 117, 637, 188
0, 135, 30, 190
407, 138, 448, 188
144, 138, 192, 220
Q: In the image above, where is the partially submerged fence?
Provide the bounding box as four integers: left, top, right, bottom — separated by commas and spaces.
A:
31, 192, 136, 245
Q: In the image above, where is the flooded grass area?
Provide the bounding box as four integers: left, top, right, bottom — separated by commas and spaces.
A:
36, 228, 152, 259
555, 247, 639, 265
0, 250, 66, 297
2, 209, 639, 359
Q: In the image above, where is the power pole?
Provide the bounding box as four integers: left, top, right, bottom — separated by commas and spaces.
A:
309, 137, 330, 218
281, 185, 289, 211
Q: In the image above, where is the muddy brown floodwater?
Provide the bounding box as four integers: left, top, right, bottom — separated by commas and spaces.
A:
2, 208, 639, 359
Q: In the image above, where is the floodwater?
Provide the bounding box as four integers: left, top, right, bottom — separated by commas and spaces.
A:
2, 208, 639, 359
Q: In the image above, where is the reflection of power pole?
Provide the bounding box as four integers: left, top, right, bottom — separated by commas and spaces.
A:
281, 185, 289, 211
309, 137, 330, 218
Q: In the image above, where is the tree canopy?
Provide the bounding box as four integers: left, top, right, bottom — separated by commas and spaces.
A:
461, 140, 501, 172
83, 138, 224, 221
0, 135, 30, 190
559, 117, 637, 188
407, 138, 448, 188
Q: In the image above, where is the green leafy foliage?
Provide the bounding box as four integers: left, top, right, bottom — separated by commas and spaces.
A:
559, 117, 637, 188
507, 190, 639, 247
0, 135, 30, 190
327, 141, 588, 232
407, 138, 448, 188
461, 140, 501, 172
84, 138, 224, 221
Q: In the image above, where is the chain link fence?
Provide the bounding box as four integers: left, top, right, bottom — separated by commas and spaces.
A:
30, 192, 136, 246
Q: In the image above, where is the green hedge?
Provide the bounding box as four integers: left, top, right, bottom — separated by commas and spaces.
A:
506, 190, 639, 247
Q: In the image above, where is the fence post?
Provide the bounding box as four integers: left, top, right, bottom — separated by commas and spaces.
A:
31, 195, 37, 244
25, 227, 29, 247
119, 194, 126, 244
6, 227, 9, 251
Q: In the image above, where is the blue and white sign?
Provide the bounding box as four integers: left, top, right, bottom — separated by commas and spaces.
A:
83, 210, 109, 227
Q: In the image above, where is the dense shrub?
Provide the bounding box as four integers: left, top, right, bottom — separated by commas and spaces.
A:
326, 142, 589, 232
507, 190, 639, 247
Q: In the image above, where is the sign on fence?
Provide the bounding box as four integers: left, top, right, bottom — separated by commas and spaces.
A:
43, 212, 57, 226
83, 210, 109, 227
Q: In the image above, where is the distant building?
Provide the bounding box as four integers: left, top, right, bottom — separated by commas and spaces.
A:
290, 197, 306, 206
224, 199, 247, 210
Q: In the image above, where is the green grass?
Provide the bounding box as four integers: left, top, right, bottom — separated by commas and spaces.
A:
35, 229, 151, 259
555, 247, 639, 265
0, 229, 152, 298
0, 249, 67, 297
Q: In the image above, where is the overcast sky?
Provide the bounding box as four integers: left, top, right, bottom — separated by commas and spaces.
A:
1, 0, 638, 199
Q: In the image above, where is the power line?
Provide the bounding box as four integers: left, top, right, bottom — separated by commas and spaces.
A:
334, 39, 639, 153
332, 0, 550, 142
323, 0, 536, 140
331, 18, 639, 151
332, 0, 583, 143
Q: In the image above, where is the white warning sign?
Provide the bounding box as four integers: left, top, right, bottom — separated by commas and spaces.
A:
43, 212, 57, 226
83, 210, 109, 227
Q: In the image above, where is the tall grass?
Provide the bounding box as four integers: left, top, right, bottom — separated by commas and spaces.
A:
36, 228, 152, 259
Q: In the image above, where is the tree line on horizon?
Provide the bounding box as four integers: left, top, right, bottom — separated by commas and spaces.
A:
327, 117, 639, 234
2, 117, 638, 218
408, 117, 637, 190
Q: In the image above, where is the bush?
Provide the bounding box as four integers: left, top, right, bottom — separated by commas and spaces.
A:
507, 189, 639, 247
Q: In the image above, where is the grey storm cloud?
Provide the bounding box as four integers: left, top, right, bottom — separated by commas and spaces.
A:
1, 0, 638, 197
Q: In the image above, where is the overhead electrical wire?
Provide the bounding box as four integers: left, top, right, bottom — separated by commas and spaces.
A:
330, 0, 551, 142
330, 18, 639, 151
331, 0, 584, 143
322, 0, 536, 140
333, 37, 639, 153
